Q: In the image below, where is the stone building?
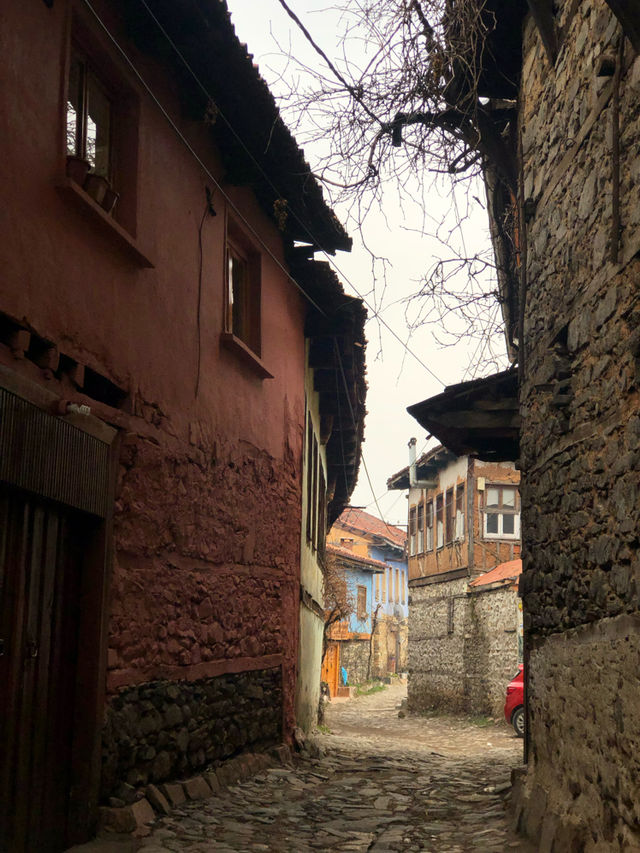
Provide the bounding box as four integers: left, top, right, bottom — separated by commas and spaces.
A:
0, 1, 365, 849
406, 0, 640, 847
327, 507, 408, 678
388, 445, 521, 715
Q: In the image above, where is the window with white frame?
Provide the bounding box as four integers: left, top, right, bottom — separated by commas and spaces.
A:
417, 503, 424, 553
409, 506, 417, 556
484, 485, 520, 539
455, 485, 465, 540
436, 494, 444, 548
425, 500, 433, 551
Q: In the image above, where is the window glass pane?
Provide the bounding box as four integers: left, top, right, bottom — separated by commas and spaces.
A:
486, 513, 499, 534
86, 71, 111, 177
503, 488, 516, 507
486, 487, 500, 507
230, 253, 248, 340
67, 54, 83, 156
503, 514, 515, 534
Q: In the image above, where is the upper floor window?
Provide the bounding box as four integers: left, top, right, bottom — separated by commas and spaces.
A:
455, 485, 465, 540
226, 231, 261, 356
417, 503, 424, 553
436, 494, 444, 548
409, 506, 417, 556
357, 585, 367, 621
484, 485, 520, 539
67, 50, 112, 179
445, 487, 454, 544
425, 500, 433, 551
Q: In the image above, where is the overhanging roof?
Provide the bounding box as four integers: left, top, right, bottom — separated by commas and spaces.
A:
407, 369, 520, 462
387, 444, 458, 491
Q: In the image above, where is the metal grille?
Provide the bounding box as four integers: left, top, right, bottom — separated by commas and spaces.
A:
0, 387, 110, 517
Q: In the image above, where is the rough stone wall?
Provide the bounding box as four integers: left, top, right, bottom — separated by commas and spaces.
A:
101, 668, 282, 798
516, 0, 640, 847
105, 424, 301, 798
407, 577, 468, 711
371, 616, 408, 677
339, 639, 370, 686
464, 587, 519, 716
408, 577, 519, 715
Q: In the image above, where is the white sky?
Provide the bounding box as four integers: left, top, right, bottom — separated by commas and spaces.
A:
225, 1, 506, 527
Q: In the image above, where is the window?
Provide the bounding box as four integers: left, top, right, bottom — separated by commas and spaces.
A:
484, 485, 520, 539
388, 567, 394, 602
417, 503, 424, 553
375, 574, 380, 602
436, 494, 444, 548
395, 569, 400, 603
304, 411, 326, 554
226, 230, 261, 356
382, 570, 387, 602
409, 506, 417, 556
445, 488, 454, 544
357, 585, 367, 621
401, 572, 406, 605
425, 501, 433, 551
67, 49, 112, 179
455, 485, 465, 540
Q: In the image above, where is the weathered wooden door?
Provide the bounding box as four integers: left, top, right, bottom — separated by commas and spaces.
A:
0, 489, 89, 853
321, 641, 340, 698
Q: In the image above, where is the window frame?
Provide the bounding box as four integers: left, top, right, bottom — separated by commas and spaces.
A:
67, 47, 114, 181
455, 484, 465, 541
436, 494, 444, 549
416, 503, 424, 554
356, 585, 367, 621
408, 506, 417, 557
483, 484, 520, 540
225, 231, 262, 357
425, 500, 433, 551
445, 487, 454, 544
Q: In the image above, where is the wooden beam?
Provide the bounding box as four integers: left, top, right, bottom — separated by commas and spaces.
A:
603, 0, 640, 53
526, 0, 558, 63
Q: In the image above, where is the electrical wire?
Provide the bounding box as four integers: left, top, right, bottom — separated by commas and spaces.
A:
128, 0, 444, 385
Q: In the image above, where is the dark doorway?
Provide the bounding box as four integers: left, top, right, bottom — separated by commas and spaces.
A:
0, 488, 96, 853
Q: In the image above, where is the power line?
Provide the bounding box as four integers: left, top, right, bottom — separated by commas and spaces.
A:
133, 0, 444, 385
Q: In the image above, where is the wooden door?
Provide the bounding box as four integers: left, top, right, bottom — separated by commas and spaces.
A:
0, 488, 88, 853
321, 641, 340, 698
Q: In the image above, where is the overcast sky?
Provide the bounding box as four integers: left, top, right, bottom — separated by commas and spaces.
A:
225, 1, 506, 527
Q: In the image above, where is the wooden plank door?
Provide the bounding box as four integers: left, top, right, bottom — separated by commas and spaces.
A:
0, 488, 86, 853
321, 641, 340, 698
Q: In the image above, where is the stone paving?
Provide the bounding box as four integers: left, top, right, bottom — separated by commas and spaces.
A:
132, 681, 533, 852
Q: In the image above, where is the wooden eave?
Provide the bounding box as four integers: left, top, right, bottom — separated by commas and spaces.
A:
120, 0, 351, 254
406, 369, 519, 462
386, 445, 458, 490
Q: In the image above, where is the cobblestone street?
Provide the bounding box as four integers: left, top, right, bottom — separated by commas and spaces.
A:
129, 681, 532, 852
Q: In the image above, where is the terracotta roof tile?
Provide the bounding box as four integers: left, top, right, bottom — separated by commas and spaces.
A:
326, 543, 387, 570
334, 507, 406, 549
469, 559, 522, 588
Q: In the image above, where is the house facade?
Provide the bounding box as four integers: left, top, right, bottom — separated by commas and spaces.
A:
327, 507, 408, 678
0, 1, 365, 850
388, 445, 521, 714
405, 0, 640, 847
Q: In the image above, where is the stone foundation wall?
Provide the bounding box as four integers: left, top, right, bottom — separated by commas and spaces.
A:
515, 0, 640, 848
101, 668, 282, 799
338, 639, 370, 685
408, 577, 468, 711
465, 587, 520, 717
514, 615, 640, 849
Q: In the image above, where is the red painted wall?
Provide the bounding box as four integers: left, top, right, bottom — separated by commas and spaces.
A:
0, 0, 306, 740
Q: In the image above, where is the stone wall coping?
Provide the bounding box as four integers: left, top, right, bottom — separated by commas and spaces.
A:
530, 611, 640, 649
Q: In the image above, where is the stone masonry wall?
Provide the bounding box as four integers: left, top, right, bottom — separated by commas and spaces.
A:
464, 587, 519, 717
516, 0, 640, 847
101, 668, 282, 799
339, 639, 370, 686
409, 577, 519, 715
408, 577, 468, 711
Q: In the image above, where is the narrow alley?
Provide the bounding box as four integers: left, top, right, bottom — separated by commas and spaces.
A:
124, 681, 531, 852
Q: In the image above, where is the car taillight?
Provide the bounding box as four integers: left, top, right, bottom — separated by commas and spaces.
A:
506, 686, 516, 694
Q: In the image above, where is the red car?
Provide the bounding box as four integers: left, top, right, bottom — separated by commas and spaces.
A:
504, 664, 524, 737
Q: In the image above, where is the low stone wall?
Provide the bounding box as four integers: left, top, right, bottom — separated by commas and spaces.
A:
371, 616, 408, 677
101, 668, 282, 799
339, 639, 370, 685
513, 614, 640, 849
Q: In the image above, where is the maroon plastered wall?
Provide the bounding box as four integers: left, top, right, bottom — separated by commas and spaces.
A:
0, 0, 306, 740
